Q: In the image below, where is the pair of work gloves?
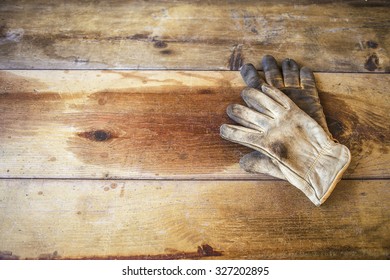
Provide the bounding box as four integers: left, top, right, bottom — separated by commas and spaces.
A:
220, 55, 351, 206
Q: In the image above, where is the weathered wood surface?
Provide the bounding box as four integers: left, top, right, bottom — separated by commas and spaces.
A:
0, 0, 389, 261
1, 70, 389, 179
1, 0, 389, 71
0, 179, 389, 260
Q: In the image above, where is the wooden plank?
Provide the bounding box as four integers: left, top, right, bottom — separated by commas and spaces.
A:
0, 70, 389, 179
1, 1, 389, 71
0, 179, 388, 260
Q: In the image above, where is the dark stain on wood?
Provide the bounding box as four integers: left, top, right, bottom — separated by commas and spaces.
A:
0, 25, 23, 57
128, 33, 152, 41
154, 40, 168, 49
228, 44, 243, 71
321, 92, 389, 173
3, 31, 157, 65
98, 96, 107, 105
0, 24, 6, 37
160, 49, 173, 55
324, 93, 388, 144
38, 250, 59, 260
77, 130, 114, 142
348, 2, 390, 8
197, 244, 220, 256
366, 41, 378, 49
74, 57, 89, 64
25, 35, 66, 63
199, 89, 213, 95
0, 250, 20, 260
364, 53, 380, 71
250, 26, 258, 34
62, 244, 222, 260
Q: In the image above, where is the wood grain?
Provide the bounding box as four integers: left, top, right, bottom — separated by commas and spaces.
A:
0, 70, 389, 179
0, 179, 388, 260
0, 0, 389, 71
1, 1, 389, 261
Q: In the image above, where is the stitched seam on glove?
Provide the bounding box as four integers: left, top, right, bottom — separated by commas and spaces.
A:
300, 140, 334, 200
304, 146, 328, 182
319, 148, 351, 204
304, 137, 333, 177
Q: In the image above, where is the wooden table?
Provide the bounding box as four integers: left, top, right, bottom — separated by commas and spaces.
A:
0, 0, 389, 260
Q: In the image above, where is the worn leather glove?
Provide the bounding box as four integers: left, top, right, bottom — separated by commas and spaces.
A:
239, 55, 336, 180
220, 84, 351, 206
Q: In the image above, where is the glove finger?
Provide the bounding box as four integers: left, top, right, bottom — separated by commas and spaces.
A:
241, 87, 287, 116
240, 87, 273, 116
282, 58, 300, 88
226, 104, 271, 132
240, 151, 286, 180
262, 55, 284, 88
300, 67, 316, 90
221, 123, 291, 165
220, 124, 264, 151
240, 63, 264, 89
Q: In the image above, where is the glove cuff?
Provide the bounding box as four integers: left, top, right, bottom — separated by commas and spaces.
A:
281, 140, 351, 206
307, 141, 351, 205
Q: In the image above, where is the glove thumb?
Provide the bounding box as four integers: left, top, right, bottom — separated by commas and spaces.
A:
239, 151, 286, 180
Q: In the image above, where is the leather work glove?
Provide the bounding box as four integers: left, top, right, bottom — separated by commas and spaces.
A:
238, 55, 336, 180
220, 84, 351, 206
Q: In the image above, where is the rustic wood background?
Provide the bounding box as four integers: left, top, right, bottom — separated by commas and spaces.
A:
0, 0, 389, 260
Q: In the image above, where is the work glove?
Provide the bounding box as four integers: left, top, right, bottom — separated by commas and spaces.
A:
238, 55, 336, 180
220, 83, 351, 206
